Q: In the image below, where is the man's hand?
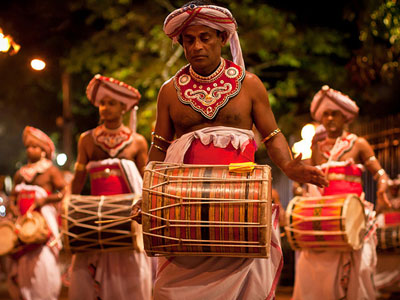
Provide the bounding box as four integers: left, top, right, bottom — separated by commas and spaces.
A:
131, 199, 142, 224
283, 154, 329, 188
377, 188, 391, 209
35, 197, 47, 208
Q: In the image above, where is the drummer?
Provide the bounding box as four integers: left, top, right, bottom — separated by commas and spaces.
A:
7, 126, 67, 300
133, 1, 328, 299
292, 85, 390, 300
69, 75, 152, 300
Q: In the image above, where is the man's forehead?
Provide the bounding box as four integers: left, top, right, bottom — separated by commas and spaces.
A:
323, 108, 344, 115
182, 25, 217, 36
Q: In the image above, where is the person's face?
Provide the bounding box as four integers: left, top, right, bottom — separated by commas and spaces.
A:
321, 109, 346, 136
98, 96, 125, 122
25, 142, 44, 162
181, 25, 227, 75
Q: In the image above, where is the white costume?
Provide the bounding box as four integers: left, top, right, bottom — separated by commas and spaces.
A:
153, 127, 283, 300
8, 184, 61, 300
68, 158, 152, 300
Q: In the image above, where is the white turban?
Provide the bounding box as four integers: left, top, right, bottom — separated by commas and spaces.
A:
163, 4, 245, 69
310, 85, 359, 123
86, 74, 141, 131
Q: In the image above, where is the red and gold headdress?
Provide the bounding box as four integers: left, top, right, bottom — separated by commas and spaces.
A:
22, 126, 55, 160
163, 4, 245, 69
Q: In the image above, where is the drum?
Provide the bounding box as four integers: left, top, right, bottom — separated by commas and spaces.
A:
16, 211, 49, 244
0, 220, 18, 255
377, 225, 400, 251
285, 194, 366, 251
142, 162, 272, 258
377, 211, 400, 227
62, 193, 143, 253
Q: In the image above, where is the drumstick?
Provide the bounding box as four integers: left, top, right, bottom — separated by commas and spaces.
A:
94, 214, 138, 224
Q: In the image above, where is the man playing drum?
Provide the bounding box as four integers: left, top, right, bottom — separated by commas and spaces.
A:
7, 126, 67, 300
292, 85, 390, 300
69, 75, 152, 300
136, 1, 328, 299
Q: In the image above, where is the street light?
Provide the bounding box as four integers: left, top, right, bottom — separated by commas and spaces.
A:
292, 123, 316, 160
30, 58, 46, 71
0, 27, 20, 55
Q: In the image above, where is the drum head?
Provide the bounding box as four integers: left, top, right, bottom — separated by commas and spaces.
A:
343, 195, 366, 250
0, 221, 18, 255
17, 212, 49, 244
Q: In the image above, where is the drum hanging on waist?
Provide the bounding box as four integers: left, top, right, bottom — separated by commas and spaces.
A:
285, 194, 366, 251
142, 162, 272, 258
377, 225, 400, 251
0, 220, 18, 255
16, 211, 49, 245
62, 193, 143, 253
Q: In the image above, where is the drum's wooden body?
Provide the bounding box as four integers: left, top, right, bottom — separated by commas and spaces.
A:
62, 193, 142, 253
16, 211, 49, 244
377, 225, 400, 251
285, 194, 366, 251
0, 220, 18, 255
142, 162, 272, 258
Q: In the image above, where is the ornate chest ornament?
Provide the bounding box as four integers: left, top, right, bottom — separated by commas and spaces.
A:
174, 58, 245, 119
92, 124, 133, 157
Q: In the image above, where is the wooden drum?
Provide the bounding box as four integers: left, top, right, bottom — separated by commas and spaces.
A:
62, 193, 143, 253
142, 162, 272, 258
0, 220, 18, 255
16, 211, 49, 245
377, 225, 400, 251
285, 194, 366, 251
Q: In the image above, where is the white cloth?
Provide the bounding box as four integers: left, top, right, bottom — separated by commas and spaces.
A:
7, 246, 61, 300
165, 126, 254, 163
154, 128, 282, 300
69, 251, 152, 300
69, 158, 152, 300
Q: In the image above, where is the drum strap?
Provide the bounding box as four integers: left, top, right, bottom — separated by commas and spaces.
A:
97, 196, 105, 250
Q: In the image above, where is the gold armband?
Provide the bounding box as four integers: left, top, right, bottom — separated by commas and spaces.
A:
151, 132, 172, 144
74, 162, 86, 172
151, 142, 167, 153
366, 156, 377, 162
261, 128, 282, 144
374, 168, 386, 180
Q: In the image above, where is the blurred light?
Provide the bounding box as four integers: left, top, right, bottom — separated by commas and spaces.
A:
292, 140, 312, 160
0, 33, 11, 52
0, 196, 3, 203
0, 205, 5, 213
301, 123, 316, 141
0, 28, 20, 55
56, 153, 67, 166
4, 175, 12, 194
31, 59, 46, 71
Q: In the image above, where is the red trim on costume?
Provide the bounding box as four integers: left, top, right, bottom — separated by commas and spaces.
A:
319, 133, 358, 161
174, 59, 245, 120
92, 124, 133, 157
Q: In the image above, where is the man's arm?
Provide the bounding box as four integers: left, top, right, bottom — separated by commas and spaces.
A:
71, 133, 89, 194
248, 73, 328, 187
36, 166, 67, 207
133, 134, 149, 177
358, 137, 390, 208
148, 80, 175, 162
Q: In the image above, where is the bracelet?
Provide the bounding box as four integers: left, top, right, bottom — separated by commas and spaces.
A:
261, 128, 281, 144
57, 191, 63, 200
74, 162, 86, 172
374, 168, 386, 180
151, 142, 167, 153
151, 132, 172, 144
366, 156, 377, 163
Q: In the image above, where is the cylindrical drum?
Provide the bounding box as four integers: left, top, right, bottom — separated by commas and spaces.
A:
285, 194, 366, 251
142, 162, 272, 258
16, 211, 49, 244
0, 220, 18, 255
377, 225, 400, 251
62, 193, 143, 253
